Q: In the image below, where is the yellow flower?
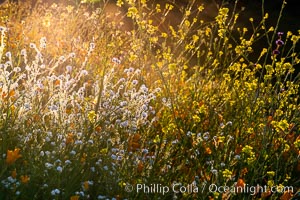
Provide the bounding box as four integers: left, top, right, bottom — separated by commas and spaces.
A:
83, 181, 89, 191
222, 169, 232, 179
88, 111, 96, 123
6, 148, 22, 165
20, 175, 30, 184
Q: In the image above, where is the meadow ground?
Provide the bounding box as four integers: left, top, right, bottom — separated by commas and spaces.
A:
0, 0, 300, 199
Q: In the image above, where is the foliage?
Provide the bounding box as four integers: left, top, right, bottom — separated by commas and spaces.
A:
0, 0, 299, 199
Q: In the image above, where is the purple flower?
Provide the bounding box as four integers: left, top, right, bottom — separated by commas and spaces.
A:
277, 32, 284, 37
276, 39, 284, 46
272, 49, 280, 55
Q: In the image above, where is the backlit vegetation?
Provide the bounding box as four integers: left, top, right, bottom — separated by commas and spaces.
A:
0, 0, 299, 199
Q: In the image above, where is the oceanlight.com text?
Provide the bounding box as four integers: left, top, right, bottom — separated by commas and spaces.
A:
124, 183, 294, 196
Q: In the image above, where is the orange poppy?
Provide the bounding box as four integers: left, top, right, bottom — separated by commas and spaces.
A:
20, 175, 30, 184
66, 133, 74, 145
235, 178, 245, 193
128, 134, 141, 152
205, 147, 212, 155
95, 125, 101, 132
70, 195, 80, 200
280, 191, 293, 200
6, 148, 22, 165
137, 161, 144, 173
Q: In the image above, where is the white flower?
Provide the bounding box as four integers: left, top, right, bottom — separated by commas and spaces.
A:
88, 139, 94, 144
66, 65, 72, 72
112, 57, 121, 64
54, 189, 60, 194
20, 49, 26, 56
7, 176, 16, 183
29, 43, 36, 48
65, 160, 72, 165
80, 70, 88, 76
5, 52, 11, 58
59, 56, 65, 62
111, 154, 117, 160
75, 140, 83, 145
89, 42, 95, 50
69, 52, 76, 58
57, 166, 63, 173
120, 101, 127, 107
45, 137, 50, 142
51, 189, 60, 195
0, 26, 7, 32
132, 79, 138, 85
45, 162, 53, 169
98, 195, 106, 199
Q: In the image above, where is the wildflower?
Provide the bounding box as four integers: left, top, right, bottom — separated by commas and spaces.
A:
13, 67, 21, 73
66, 65, 73, 72
97, 195, 106, 199
83, 181, 89, 191
88, 111, 96, 122
112, 57, 121, 64
111, 154, 117, 160
132, 80, 138, 85
0, 26, 7, 32
70, 150, 76, 155
205, 147, 212, 155
75, 140, 83, 145
65, 160, 72, 165
69, 52, 76, 58
56, 166, 63, 173
45, 162, 53, 169
235, 179, 245, 193
137, 161, 144, 173
5, 52, 11, 58
277, 32, 284, 37
276, 39, 284, 46
51, 189, 60, 195
272, 49, 280, 55
59, 56, 65, 62
6, 148, 22, 165
203, 132, 210, 141
89, 42, 95, 50
120, 121, 128, 127
29, 43, 36, 48
222, 169, 232, 179
7, 176, 16, 183
20, 175, 30, 184
70, 195, 80, 200
80, 70, 88, 76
